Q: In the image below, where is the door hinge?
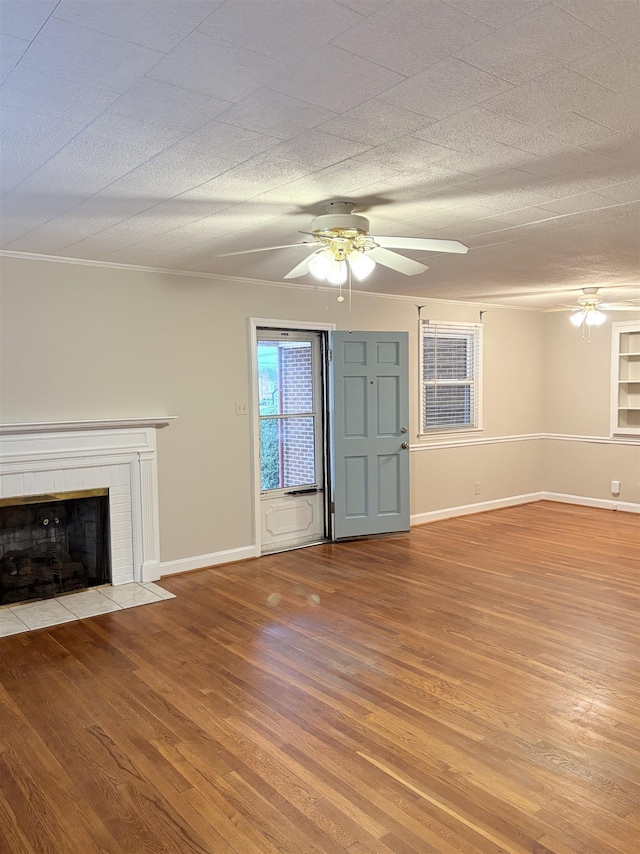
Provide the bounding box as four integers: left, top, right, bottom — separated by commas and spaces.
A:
328, 348, 333, 361
330, 501, 335, 514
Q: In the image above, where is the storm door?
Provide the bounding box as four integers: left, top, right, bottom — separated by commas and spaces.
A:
256, 329, 327, 553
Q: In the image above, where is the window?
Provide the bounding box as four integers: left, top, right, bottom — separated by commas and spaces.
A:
420, 321, 483, 434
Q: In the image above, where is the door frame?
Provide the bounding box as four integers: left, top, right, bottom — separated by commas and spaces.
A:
249, 317, 335, 557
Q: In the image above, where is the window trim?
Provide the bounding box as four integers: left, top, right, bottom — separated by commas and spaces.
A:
419, 320, 483, 440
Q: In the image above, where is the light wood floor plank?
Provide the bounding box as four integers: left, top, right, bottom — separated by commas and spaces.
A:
0, 501, 638, 853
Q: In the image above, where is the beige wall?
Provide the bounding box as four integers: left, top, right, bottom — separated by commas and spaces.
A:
543, 310, 640, 505
1, 255, 636, 566
411, 440, 544, 518
544, 310, 615, 436
543, 439, 640, 506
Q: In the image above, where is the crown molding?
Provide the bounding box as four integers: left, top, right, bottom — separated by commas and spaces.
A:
0, 250, 537, 311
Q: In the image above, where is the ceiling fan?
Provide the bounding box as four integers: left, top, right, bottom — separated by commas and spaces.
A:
216, 200, 468, 284
552, 287, 640, 328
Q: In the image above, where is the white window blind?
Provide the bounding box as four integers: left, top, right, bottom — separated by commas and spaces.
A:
420, 321, 483, 433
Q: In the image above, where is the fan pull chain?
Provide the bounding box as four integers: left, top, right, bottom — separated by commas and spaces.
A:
348, 264, 353, 332
580, 318, 592, 343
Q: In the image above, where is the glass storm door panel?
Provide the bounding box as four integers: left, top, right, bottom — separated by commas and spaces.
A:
257, 330, 326, 553
331, 331, 410, 539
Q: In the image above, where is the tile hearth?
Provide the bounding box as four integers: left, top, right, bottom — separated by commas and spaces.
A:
0, 582, 175, 636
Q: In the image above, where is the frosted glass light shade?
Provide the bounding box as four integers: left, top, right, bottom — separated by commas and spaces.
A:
587, 309, 607, 326
309, 251, 331, 280
348, 251, 376, 281
570, 307, 607, 327
569, 311, 585, 327
327, 259, 347, 285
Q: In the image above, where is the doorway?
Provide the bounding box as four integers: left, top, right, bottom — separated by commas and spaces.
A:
250, 321, 410, 555
253, 325, 330, 554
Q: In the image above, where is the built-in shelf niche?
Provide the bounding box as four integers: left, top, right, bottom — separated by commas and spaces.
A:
611, 322, 640, 435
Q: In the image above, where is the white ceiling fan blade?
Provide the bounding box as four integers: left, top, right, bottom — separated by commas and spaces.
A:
283, 252, 316, 279
367, 247, 428, 275
373, 236, 468, 254
546, 303, 640, 313
215, 242, 312, 257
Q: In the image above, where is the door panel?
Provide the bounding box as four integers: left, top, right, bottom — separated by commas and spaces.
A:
377, 375, 400, 434
343, 340, 367, 364
260, 493, 324, 551
331, 331, 410, 539
344, 376, 367, 436
345, 456, 368, 517
378, 454, 401, 514
377, 340, 400, 363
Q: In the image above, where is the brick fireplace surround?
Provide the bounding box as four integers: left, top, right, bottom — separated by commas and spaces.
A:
0, 419, 174, 587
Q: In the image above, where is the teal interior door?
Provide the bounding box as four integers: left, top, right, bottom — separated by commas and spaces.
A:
331, 331, 410, 539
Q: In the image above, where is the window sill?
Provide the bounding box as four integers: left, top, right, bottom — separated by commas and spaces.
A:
417, 428, 484, 445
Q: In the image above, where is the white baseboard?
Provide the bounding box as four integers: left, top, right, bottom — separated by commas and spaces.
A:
159, 545, 257, 576
141, 560, 162, 583
542, 492, 640, 513
160, 494, 638, 574
410, 492, 544, 526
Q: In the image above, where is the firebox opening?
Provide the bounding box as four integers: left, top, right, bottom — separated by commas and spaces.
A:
0, 489, 111, 606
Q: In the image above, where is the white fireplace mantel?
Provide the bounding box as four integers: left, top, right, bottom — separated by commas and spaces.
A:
0, 417, 176, 584
0, 417, 175, 436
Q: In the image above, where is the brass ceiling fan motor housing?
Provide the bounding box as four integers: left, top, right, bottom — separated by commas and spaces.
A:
310, 203, 373, 260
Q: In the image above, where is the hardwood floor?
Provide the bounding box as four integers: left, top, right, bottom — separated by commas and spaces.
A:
0, 501, 638, 854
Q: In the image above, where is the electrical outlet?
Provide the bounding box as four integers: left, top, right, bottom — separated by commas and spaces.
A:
474, 481, 481, 495
611, 480, 620, 495
235, 402, 248, 416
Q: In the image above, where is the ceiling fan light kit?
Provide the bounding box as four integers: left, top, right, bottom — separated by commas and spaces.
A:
306, 203, 381, 284
569, 307, 607, 327
570, 287, 608, 330
308, 245, 376, 285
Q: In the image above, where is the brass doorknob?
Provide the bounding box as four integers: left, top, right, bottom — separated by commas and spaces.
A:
401, 442, 409, 450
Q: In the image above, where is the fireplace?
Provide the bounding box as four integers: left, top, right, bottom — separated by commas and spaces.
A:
0, 418, 173, 590
0, 489, 111, 606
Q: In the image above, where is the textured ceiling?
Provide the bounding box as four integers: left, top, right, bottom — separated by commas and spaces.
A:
0, 0, 639, 308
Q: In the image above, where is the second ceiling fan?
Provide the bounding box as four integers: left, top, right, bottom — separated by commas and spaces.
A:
217, 201, 468, 284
